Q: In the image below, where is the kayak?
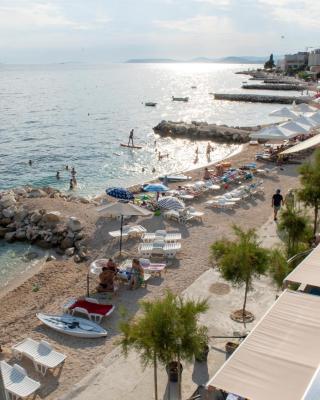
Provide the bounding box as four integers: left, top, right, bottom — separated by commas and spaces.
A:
37, 313, 108, 338
159, 175, 192, 182
120, 144, 143, 149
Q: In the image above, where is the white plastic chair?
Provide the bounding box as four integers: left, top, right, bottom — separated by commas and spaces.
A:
12, 338, 66, 376
1, 360, 41, 399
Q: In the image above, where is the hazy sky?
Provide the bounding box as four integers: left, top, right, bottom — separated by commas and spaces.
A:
1, 0, 319, 63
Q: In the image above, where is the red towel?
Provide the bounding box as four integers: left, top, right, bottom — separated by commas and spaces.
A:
69, 300, 113, 316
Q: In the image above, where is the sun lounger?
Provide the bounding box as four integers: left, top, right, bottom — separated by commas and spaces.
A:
1, 360, 41, 399
180, 207, 204, 223
12, 338, 66, 376
142, 231, 182, 243
63, 297, 115, 324
138, 242, 181, 258
120, 259, 166, 276
109, 225, 146, 239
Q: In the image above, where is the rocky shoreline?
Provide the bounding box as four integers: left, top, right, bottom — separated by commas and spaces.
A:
0, 187, 92, 263
153, 120, 262, 143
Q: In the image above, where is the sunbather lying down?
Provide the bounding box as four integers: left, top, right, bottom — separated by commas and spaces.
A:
97, 267, 116, 292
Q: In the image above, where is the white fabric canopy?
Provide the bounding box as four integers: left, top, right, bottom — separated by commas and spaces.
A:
207, 290, 320, 400
294, 115, 318, 127
284, 244, 320, 287
280, 120, 310, 134
309, 111, 320, 124
250, 125, 297, 140
280, 133, 320, 155
303, 365, 320, 400
269, 107, 297, 118
292, 103, 317, 113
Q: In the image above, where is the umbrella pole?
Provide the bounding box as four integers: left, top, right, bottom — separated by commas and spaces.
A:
86, 273, 90, 297
119, 215, 124, 255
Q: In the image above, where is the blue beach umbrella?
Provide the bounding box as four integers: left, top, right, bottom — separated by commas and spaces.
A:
106, 187, 134, 201
143, 183, 169, 193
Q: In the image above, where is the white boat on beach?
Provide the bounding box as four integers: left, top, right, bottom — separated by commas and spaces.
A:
159, 175, 192, 182
172, 96, 189, 102
37, 313, 108, 338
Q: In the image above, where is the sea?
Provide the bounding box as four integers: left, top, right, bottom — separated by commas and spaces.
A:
0, 62, 297, 288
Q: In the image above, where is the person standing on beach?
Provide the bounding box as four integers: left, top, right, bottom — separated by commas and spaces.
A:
272, 189, 284, 221
128, 129, 134, 147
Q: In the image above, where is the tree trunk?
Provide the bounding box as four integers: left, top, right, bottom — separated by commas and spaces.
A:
153, 352, 158, 400
242, 276, 250, 323
314, 205, 319, 236
178, 353, 181, 400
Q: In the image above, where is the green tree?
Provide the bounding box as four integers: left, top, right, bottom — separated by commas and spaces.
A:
278, 204, 312, 257
210, 225, 269, 322
298, 149, 320, 235
264, 53, 275, 69
119, 292, 208, 400
268, 248, 289, 287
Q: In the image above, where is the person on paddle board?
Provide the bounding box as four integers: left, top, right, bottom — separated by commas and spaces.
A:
128, 129, 134, 146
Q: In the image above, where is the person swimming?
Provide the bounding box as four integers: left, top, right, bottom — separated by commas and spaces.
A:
69, 179, 74, 190
71, 167, 76, 176
28, 160, 32, 166
56, 171, 60, 180
65, 165, 69, 170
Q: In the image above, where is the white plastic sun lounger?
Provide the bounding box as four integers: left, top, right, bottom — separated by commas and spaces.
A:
12, 338, 66, 376
109, 225, 146, 239
142, 232, 182, 243
1, 360, 41, 399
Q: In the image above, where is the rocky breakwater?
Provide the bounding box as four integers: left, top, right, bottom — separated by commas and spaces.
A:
0, 188, 90, 263
153, 120, 252, 143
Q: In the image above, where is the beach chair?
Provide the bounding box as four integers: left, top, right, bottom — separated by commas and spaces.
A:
163, 210, 180, 222
1, 360, 41, 399
12, 338, 66, 376
63, 297, 115, 324
142, 231, 181, 243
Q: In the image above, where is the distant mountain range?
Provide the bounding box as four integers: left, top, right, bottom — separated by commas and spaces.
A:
125, 56, 272, 64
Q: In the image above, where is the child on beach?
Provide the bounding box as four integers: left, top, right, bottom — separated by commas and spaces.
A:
129, 259, 144, 290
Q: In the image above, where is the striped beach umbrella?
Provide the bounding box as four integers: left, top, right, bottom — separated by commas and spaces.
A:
106, 187, 134, 201
158, 196, 185, 210
143, 183, 169, 192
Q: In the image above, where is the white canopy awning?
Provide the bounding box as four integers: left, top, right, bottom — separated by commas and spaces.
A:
206, 290, 320, 400
250, 125, 297, 140
280, 133, 320, 155
309, 111, 320, 124
292, 103, 317, 113
284, 244, 320, 287
269, 107, 297, 118
294, 115, 319, 127
280, 120, 310, 134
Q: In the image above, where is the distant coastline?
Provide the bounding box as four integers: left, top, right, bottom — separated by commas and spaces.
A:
125, 56, 268, 64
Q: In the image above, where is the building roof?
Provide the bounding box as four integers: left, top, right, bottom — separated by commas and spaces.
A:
284, 244, 320, 287
206, 290, 320, 400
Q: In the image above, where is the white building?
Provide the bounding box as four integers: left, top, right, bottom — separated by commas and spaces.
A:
284, 52, 309, 71
308, 49, 320, 77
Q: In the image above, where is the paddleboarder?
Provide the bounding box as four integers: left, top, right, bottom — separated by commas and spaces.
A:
128, 129, 134, 147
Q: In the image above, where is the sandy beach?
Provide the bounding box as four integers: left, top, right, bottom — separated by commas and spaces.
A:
0, 143, 302, 399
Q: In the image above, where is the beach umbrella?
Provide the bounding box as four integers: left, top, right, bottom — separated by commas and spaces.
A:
143, 183, 169, 192
294, 115, 318, 127
106, 187, 134, 201
309, 111, 320, 124
269, 107, 297, 118
158, 196, 185, 210
280, 121, 310, 135
97, 202, 152, 255
292, 103, 317, 114
250, 125, 296, 140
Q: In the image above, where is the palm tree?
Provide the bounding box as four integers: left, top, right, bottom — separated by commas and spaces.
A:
119, 292, 208, 400
298, 149, 320, 235
210, 225, 269, 322
278, 204, 312, 257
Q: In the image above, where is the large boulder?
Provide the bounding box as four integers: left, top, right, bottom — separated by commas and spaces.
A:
4, 231, 16, 242
30, 211, 42, 224
0, 227, 9, 238
60, 237, 74, 250
15, 208, 29, 222
2, 206, 17, 219
13, 188, 27, 197
42, 211, 62, 226
65, 247, 75, 256
0, 194, 16, 209
15, 229, 26, 240
28, 189, 47, 198
67, 217, 83, 232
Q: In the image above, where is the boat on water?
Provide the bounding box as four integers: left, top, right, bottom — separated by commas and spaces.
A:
191, 86, 197, 89
145, 102, 157, 107
37, 313, 108, 338
159, 175, 192, 182
120, 143, 143, 149
172, 96, 189, 102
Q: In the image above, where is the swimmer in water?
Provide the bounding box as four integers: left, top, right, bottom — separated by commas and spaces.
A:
56, 171, 60, 180
69, 179, 74, 190
65, 165, 69, 170
71, 167, 76, 176
152, 167, 156, 173
28, 160, 32, 166
142, 167, 145, 172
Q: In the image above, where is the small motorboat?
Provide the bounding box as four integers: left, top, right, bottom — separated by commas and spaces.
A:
159, 175, 192, 182
145, 102, 157, 107
191, 86, 197, 89
120, 143, 143, 149
172, 96, 189, 102
37, 313, 108, 338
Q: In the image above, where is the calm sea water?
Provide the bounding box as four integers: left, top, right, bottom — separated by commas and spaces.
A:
0, 62, 296, 287
0, 62, 290, 197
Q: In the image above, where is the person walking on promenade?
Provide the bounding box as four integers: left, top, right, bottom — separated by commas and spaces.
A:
128, 129, 134, 147
272, 189, 284, 221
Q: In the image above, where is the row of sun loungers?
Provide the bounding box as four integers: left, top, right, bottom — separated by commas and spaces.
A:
1, 338, 66, 399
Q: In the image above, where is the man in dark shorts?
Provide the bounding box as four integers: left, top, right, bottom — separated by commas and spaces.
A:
272, 189, 284, 221
128, 129, 134, 146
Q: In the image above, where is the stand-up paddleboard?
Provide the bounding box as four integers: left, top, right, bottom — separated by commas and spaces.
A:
120, 144, 143, 149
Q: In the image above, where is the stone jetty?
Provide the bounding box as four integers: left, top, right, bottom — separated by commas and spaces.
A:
0, 187, 91, 263
242, 84, 304, 91
153, 120, 257, 143
213, 93, 311, 104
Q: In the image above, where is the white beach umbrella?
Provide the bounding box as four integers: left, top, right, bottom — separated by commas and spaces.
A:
279, 121, 310, 135
250, 125, 296, 140
292, 103, 317, 113
294, 115, 318, 127
97, 202, 152, 254
269, 107, 297, 118
309, 111, 320, 124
